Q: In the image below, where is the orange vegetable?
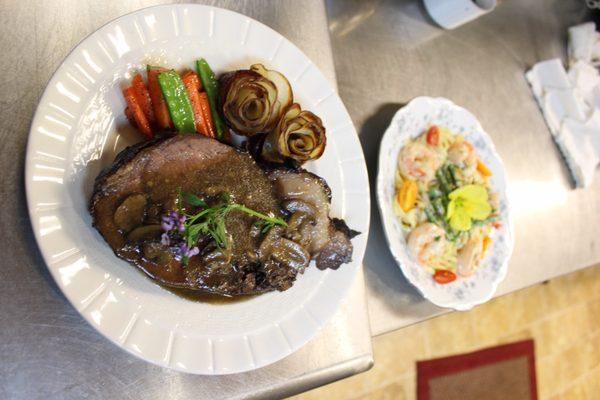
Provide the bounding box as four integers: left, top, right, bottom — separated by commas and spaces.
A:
477, 158, 492, 177
482, 236, 492, 253
433, 269, 456, 284
181, 71, 210, 136
198, 91, 216, 138
426, 125, 439, 146
147, 67, 173, 130
397, 180, 418, 212
131, 73, 155, 127
123, 86, 152, 139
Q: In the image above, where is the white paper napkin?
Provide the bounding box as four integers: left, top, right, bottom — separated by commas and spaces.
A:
526, 23, 600, 188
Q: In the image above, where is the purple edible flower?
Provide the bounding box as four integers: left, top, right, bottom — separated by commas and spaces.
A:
187, 246, 200, 257
161, 216, 174, 232
172, 242, 199, 259
159, 209, 197, 264
178, 215, 186, 232
161, 211, 187, 233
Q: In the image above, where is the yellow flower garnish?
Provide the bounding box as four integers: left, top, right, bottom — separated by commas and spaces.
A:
446, 185, 492, 231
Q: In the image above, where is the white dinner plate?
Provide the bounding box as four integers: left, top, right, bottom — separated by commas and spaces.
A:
25, 4, 369, 375
376, 97, 513, 310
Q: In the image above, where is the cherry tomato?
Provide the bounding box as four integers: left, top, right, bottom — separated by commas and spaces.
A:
426, 125, 439, 146
433, 269, 457, 284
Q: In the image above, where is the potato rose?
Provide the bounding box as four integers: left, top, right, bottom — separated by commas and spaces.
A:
218, 64, 292, 136
261, 103, 326, 164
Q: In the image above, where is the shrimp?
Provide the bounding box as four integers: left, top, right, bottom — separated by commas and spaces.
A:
447, 140, 476, 170
407, 223, 448, 267
398, 142, 443, 182
456, 238, 484, 277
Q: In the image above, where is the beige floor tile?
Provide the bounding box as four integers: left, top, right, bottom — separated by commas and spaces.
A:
531, 302, 593, 357
585, 296, 600, 335
542, 265, 600, 311
469, 290, 539, 347
354, 373, 415, 400
538, 332, 599, 399
549, 380, 588, 400
496, 328, 534, 345
537, 353, 561, 399
585, 331, 600, 371
583, 366, 600, 399
370, 323, 428, 383
510, 282, 552, 325
354, 381, 407, 400
424, 309, 478, 359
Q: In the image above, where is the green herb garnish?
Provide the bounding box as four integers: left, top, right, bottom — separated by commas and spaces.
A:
179, 190, 287, 249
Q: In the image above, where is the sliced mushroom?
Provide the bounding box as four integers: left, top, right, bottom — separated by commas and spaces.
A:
282, 199, 316, 216
114, 194, 147, 232
258, 226, 309, 271
269, 238, 310, 271
285, 211, 313, 246
258, 226, 285, 260
126, 224, 161, 243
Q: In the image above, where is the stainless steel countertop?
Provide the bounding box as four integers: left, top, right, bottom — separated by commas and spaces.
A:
326, 0, 600, 335
0, 1, 372, 399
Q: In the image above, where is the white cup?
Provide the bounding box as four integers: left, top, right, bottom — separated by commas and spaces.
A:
423, 0, 497, 30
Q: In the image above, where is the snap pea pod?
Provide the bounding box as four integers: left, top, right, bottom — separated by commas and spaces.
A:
472, 215, 500, 227
157, 70, 196, 133
444, 164, 457, 189
196, 59, 225, 140
425, 206, 443, 226
436, 168, 452, 195
447, 164, 459, 188
432, 197, 446, 219
428, 186, 443, 199
446, 229, 461, 242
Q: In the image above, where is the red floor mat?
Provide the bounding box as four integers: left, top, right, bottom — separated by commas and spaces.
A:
417, 339, 538, 400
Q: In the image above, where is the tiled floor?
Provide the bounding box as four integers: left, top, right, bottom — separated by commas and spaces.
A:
290, 264, 600, 400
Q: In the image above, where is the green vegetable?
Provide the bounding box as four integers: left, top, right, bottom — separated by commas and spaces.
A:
432, 198, 446, 220
425, 206, 443, 226
157, 70, 196, 133
428, 186, 443, 199
181, 191, 287, 249
436, 168, 452, 195
472, 215, 500, 227
447, 164, 459, 188
196, 59, 225, 140
182, 192, 207, 207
